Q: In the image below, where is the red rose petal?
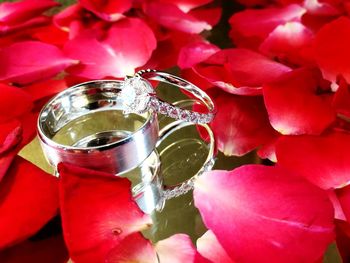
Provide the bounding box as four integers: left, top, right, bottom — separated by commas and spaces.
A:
0, 0, 58, 24
190, 7, 222, 27
197, 230, 234, 263
332, 77, 350, 118
193, 48, 291, 95
155, 234, 209, 263
53, 3, 84, 31
276, 131, 350, 189
194, 165, 334, 263
0, 83, 33, 122
159, 0, 213, 12
0, 235, 69, 263
0, 41, 77, 85
145, 30, 202, 70
263, 68, 336, 135
260, 22, 314, 65
336, 185, 350, 222
315, 17, 350, 83
0, 16, 50, 36
23, 79, 68, 102
335, 220, 350, 263
58, 163, 152, 263
32, 25, 69, 47
257, 135, 280, 162
106, 233, 157, 263
0, 121, 22, 183
79, 0, 131, 21
206, 89, 276, 156
0, 157, 59, 249
64, 17, 156, 78
178, 41, 219, 69
143, 2, 211, 34
229, 4, 306, 48
327, 190, 346, 221
0, 125, 22, 155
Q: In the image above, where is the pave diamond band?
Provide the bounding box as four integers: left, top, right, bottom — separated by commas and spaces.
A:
120, 69, 216, 123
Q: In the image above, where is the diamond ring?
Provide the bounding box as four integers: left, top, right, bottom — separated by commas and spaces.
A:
119, 69, 216, 123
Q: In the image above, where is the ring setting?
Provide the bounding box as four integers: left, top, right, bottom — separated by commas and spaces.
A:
119, 69, 216, 124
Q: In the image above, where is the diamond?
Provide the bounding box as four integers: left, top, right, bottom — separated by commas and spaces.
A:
120, 77, 154, 114
168, 107, 179, 119
158, 102, 168, 115
149, 98, 160, 111
179, 110, 191, 121
189, 112, 200, 123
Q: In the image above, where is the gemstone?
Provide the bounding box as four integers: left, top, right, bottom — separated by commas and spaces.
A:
120, 77, 154, 113
168, 107, 179, 118
158, 102, 168, 114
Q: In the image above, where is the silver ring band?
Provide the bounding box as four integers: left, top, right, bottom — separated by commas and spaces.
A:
156, 120, 216, 200
37, 80, 159, 174
119, 69, 216, 123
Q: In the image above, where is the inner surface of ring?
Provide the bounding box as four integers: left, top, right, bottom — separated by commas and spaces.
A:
39, 81, 151, 149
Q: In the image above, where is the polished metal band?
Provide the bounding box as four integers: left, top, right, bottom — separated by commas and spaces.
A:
37, 80, 159, 174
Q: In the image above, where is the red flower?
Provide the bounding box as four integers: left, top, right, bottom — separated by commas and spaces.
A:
194, 165, 335, 263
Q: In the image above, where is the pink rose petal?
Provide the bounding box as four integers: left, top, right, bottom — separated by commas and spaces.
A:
0, 157, 59, 249
143, 2, 211, 34
260, 22, 314, 65
197, 230, 234, 263
0, 83, 33, 122
64, 17, 156, 78
0, 41, 78, 85
106, 233, 157, 263
0, 0, 58, 24
205, 89, 276, 156
263, 68, 336, 135
314, 17, 350, 83
79, 0, 131, 21
190, 7, 222, 27
229, 4, 306, 48
23, 79, 68, 102
193, 48, 291, 95
155, 234, 209, 263
194, 165, 334, 263
159, 0, 213, 13
58, 163, 152, 263
276, 131, 350, 189
178, 41, 219, 69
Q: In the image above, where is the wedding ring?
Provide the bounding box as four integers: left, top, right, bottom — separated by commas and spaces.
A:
119, 69, 216, 124
157, 119, 216, 200
37, 80, 159, 174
